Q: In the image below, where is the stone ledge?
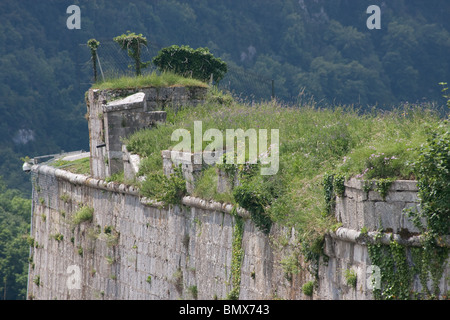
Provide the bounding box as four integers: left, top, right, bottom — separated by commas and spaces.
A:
32, 164, 140, 196
329, 227, 450, 248
33, 163, 249, 219
103, 92, 146, 112
337, 178, 422, 233
345, 178, 418, 192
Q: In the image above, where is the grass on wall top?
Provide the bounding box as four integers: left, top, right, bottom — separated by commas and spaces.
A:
91, 71, 208, 90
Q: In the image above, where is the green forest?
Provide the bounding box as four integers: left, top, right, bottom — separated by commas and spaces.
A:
0, 0, 449, 299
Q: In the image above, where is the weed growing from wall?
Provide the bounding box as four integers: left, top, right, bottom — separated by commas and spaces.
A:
301, 281, 314, 297
280, 252, 301, 282
344, 269, 357, 289
72, 205, 94, 225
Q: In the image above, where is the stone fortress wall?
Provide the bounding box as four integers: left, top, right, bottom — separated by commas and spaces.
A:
26, 87, 449, 300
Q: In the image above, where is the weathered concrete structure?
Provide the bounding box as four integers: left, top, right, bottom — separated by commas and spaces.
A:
27, 88, 449, 300
87, 86, 207, 179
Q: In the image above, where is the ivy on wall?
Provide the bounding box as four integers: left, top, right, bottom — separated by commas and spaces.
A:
227, 207, 244, 300
368, 123, 450, 300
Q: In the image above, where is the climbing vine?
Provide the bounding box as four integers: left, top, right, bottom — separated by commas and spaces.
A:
409, 122, 449, 298
322, 172, 346, 215
219, 159, 276, 234
227, 207, 244, 300
375, 178, 394, 201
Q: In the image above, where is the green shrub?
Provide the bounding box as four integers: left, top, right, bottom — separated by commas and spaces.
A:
188, 285, 198, 300
302, 281, 314, 297
232, 172, 276, 234
72, 206, 94, 225
153, 45, 227, 82
344, 269, 357, 288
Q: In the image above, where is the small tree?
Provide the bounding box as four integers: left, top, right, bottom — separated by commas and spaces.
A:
113, 31, 150, 76
152, 45, 228, 83
87, 39, 100, 82
439, 82, 450, 108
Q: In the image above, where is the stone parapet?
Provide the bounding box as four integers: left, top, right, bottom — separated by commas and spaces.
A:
87, 86, 206, 180
335, 178, 422, 234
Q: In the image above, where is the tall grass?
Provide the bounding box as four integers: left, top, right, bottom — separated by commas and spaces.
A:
125, 90, 445, 241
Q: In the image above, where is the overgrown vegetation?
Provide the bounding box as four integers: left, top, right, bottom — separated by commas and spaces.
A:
367, 121, 449, 300
3, 1, 450, 300
140, 165, 187, 205
227, 208, 244, 300
123, 87, 449, 299
127, 91, 445, 246
50, 157, 90, 175
3, 0, 450, 199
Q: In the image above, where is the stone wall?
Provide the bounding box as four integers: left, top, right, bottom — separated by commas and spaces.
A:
27, 164, 449, 300
28, 164, 314, 300
336, 179, 421, 234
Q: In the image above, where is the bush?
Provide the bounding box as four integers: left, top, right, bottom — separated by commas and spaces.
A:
153, 45, 227, 82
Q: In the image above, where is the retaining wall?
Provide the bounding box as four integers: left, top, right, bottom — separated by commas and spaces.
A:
27, 165, 449, 300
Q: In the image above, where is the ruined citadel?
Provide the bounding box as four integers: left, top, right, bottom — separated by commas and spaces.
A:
26, 85, 449, 300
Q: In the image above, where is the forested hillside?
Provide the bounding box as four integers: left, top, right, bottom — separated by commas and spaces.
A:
1, 0, 450, 194
0, 0, 449, 299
